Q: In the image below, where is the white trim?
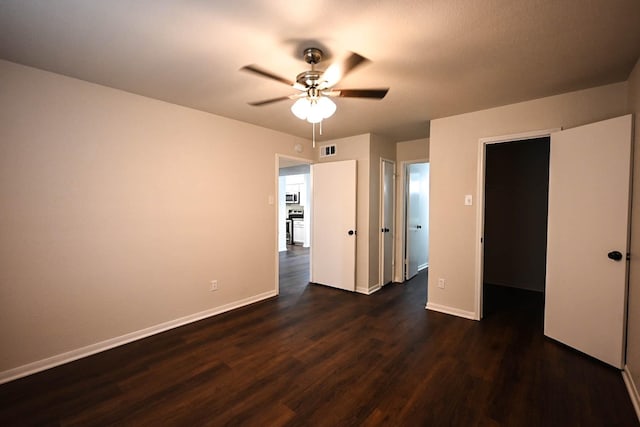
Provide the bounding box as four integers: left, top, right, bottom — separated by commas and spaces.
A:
426, 302, 477, 320
623, 365, 640, 422
0, 290, 276, 385
418, 262, 428, 272
357, 284, 382, 295
474, 128, 559, 320
479, 128, 562, 144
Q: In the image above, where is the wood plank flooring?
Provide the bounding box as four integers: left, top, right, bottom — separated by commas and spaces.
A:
0, 245, 638, 426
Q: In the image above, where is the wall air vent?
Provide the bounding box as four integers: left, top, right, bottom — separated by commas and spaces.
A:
319, 144, 337, 158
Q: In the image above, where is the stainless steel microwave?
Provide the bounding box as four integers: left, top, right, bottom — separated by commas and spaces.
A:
285, 192, 299, 204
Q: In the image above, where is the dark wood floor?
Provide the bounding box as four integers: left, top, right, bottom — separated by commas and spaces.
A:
1, 245, 638, 426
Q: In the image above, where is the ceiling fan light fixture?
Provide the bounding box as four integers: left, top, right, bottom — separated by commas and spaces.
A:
291, 96, 336, 123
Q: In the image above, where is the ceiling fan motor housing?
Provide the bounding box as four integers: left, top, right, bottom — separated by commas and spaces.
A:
296, 70, 322, 88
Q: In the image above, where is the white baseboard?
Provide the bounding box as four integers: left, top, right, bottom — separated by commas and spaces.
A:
356, 283, 381, 295
623, 365, 640, 422
418, 263, 428, 272
0, 290, 277, 385
425, 302, 477, 320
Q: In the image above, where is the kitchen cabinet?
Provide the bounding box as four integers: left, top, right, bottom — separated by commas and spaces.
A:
285, 174, 308, 206
293, 219, 305, 245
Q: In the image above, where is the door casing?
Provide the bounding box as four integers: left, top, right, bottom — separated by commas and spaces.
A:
474, 128, 559, 319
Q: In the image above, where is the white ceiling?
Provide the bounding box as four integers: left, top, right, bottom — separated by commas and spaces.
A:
1, 0, 639, 142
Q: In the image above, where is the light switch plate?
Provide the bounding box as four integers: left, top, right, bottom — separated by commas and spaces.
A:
464, 195, 473, 206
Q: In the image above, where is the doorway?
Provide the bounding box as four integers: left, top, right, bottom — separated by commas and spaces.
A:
475, 117, 631, 368
277, 155, 312, 295
481, 137, 550, 318
403, 162, 429, 281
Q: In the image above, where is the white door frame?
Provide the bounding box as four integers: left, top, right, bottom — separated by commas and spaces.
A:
397, 158, 428, 282
474, 128, 560, 320
379, 158, 396, 287
275, 154, 313, 295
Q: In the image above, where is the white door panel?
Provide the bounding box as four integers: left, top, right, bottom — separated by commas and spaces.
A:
311, 160, 357, 291
544, 114, 632, 368
381, 160, 395, 285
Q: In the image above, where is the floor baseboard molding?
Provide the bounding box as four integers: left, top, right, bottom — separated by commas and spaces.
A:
623, 365, 640, 422
425, 302, 477, 320
356, 284, 381, 295
0, 290, 277, 385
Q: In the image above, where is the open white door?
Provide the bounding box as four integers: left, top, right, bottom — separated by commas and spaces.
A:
311, 160, 357, 291
545, 114, 632, 368
381, 160, 395, 286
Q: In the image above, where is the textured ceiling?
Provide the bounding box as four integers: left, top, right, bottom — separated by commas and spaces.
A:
1, 0, 639, 142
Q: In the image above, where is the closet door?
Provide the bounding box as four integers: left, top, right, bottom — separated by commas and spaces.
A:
544, 115, 632, 368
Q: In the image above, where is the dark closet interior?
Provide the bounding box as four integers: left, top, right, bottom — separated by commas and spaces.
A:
483, 137, 550, 317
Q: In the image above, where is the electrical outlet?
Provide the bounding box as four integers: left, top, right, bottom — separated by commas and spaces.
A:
210, 280, 218, 291
438, 278, 445, 289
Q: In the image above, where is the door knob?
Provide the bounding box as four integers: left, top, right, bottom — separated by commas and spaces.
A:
608, 251, 623, 261
384, 228, 390, 232
348, 230, 355, 236
417, 225, 422, 229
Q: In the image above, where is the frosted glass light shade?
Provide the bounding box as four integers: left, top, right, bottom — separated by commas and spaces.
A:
291, 98, 310, 120
306, 103, 324, 123
316, 96, 337, 118
290, 96, 336, 123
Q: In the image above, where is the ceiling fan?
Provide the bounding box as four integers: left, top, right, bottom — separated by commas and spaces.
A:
240, 47, 389, 126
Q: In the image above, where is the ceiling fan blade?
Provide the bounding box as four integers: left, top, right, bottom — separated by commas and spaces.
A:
248, 94, 301, 106
325, 88, 389, 99
240, 64, 296, 87
322, 52, 370, 87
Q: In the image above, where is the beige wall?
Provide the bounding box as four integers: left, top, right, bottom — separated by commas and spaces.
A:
429, 83, 628, 316
627, 57, 640, 390
0, 60, 312, 375
315, 134, 371, 291
397, 138, 429, 163
394, 138, 430, 282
